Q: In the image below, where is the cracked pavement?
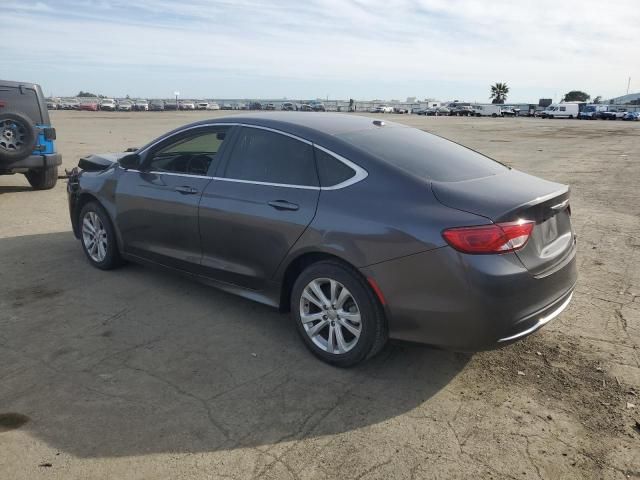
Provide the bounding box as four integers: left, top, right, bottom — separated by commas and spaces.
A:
0, 112, 639, 479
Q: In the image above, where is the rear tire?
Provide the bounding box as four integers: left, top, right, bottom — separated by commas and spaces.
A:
291, 261, 387, 367
25, 166, 58, 190
79, 202, 123, 270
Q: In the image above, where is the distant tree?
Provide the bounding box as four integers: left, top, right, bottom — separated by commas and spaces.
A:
77, 91, 99, 97
490, 82, 509, 104
563, 90, 590, 102
592, 96, 602, 104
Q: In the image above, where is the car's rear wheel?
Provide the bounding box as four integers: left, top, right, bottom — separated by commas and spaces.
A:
291, 261, 387, 367
79, 202, 122, 270
25, 166, 58, 190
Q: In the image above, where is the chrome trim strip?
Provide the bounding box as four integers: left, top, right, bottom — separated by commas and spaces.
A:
148, 171, 212, 180
134, 121, 368, 191
498, 292, 573, 343
314, 144, 369, 190
210, 176, 320, 190
242, 124, 313, 145
550, 199, 570, 211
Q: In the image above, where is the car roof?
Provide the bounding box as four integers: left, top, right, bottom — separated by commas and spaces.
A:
190, 112, 399, 137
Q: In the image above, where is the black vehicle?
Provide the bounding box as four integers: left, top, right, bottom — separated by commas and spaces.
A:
0, 80, 61, 189
149, 100, 165, 111
248, 102, 263, 110
311, 102, 326, 112
68, 113, 577, 366
164, 100, 178, 111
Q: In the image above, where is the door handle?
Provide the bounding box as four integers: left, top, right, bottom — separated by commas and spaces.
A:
268, 200, 299, 211
174, 185, 199, 195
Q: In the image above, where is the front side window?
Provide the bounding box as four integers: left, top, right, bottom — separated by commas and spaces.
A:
224, 127, 318, 186
559, 107, 566, 111
147, 127, 229, 176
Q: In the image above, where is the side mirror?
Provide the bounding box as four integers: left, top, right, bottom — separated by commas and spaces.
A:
119, 153, 140, 170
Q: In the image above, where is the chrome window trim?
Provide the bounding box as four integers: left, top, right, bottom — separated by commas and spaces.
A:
211, 176, 320, 190
148, 171, 213, 180
134, 121, 368, 191
314, 144, 368, 190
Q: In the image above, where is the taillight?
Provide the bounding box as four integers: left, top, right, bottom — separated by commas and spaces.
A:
442, 220, 535, 254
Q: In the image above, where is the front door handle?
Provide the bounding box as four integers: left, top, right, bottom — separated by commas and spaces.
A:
175, 185, 199, 195
268, 200, 299, 211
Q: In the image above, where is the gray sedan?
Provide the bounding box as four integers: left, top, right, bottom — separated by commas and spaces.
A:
67, 113, 577, 366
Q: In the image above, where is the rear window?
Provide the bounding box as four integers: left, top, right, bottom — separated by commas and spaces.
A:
337, 126, 507, 182
0, 86, 43, 123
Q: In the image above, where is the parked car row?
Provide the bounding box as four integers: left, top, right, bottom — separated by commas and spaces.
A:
45, 98, 333, 112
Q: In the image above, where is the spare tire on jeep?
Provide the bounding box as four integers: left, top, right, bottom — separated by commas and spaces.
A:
0, 111, 37, 163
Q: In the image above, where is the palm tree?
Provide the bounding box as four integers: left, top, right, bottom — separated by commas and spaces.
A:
490, 82, 509, 104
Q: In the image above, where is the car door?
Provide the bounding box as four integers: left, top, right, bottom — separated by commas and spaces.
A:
198, 125, 320, 290
115, 126, 231, 271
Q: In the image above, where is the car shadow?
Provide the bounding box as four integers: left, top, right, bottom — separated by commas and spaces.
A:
0, 232, 468, 458
0, 184, 33, 194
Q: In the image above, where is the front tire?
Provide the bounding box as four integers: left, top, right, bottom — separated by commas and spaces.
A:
79, 202, 123, 270
291, 261, 387, 367
25, 166, 58, 190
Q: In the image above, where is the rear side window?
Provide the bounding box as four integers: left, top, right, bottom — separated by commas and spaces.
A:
315, 148, 355, 187
338, 126, 507, 182
224, 127, 318, 186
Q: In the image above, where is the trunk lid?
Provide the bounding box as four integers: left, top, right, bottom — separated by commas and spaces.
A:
432, 169, 574, 275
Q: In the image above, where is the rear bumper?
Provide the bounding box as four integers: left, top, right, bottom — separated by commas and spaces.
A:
361, 244, 577, 351
0, 153, 62, 172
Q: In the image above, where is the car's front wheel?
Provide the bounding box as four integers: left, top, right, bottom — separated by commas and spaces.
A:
291, 261, 387, 367
79, 202, 123, 270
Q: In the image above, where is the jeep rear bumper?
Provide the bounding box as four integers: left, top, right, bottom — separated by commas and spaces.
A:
0, 153, 62, 172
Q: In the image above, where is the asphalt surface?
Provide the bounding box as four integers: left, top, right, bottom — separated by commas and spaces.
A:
0, 112, 639, 479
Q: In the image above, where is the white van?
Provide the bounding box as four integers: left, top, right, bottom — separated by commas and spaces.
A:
473, 104, 502, 117
541, 103, 580, 119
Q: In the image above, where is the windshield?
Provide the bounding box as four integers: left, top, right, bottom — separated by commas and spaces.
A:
338, 126, 508, 182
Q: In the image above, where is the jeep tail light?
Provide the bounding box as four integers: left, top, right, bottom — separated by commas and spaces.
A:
442, 220, 535, 254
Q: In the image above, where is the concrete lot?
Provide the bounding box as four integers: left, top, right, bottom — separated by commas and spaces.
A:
1, 111, 639, 479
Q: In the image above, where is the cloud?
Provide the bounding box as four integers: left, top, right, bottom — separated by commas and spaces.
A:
5, 0, 640, 100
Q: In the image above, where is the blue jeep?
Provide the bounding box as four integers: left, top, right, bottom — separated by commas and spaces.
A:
0, 80, 61, 189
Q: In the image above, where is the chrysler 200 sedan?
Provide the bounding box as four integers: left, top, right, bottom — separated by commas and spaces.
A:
67, 113, 577, 366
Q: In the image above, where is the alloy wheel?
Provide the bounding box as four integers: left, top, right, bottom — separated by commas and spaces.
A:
0, 119, 26, 151
82, 211, 108, 262
299, 278, 362, 354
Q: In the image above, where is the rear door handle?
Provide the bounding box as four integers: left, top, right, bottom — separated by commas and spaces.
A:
268, 200, 299, 211
175, 185, 199, 195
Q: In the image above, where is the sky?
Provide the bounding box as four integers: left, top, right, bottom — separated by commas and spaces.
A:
4, 0, 640, 102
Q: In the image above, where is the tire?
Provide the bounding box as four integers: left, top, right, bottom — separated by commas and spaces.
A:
492, 113, 497, 117
78, 201, 123, 270
291, 261, 387, 367
0, 111, 37, 162
25, 166, 58, 190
